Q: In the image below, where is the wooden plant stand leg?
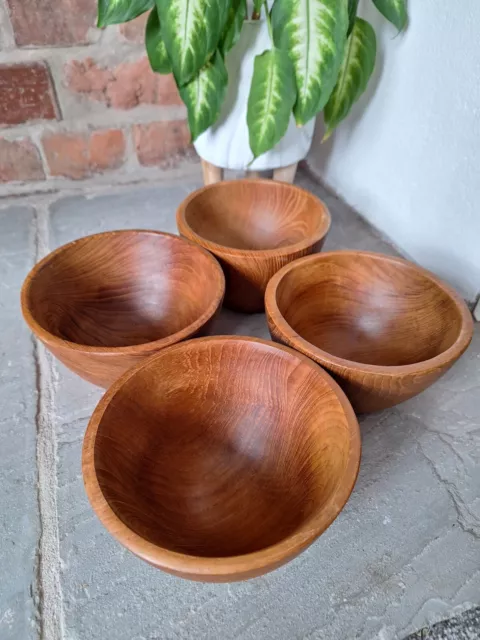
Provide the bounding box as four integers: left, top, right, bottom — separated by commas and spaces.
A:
273, 162, 298, 184
201, 159, 224, 185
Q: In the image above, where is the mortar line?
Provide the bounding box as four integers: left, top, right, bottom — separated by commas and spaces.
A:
0, 159, 202, 201
32, 204, 65, 640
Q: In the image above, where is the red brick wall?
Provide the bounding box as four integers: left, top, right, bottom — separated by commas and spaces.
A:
0, 4, 194, 184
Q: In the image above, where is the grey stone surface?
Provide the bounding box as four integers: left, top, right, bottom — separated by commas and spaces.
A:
48, 173, 397, 256
296, 171, 400, 256
0, 206, 40, 639
406, 606, 480, 639
49, 182, 199, 248
1, 171, 479, 639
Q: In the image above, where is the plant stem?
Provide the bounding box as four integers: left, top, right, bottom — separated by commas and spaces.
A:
252, 0, 261, 20
252, 1, 273, 41
264, 1, 273, 41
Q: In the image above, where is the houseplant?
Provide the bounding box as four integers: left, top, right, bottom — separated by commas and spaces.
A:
98, 0, 407, 172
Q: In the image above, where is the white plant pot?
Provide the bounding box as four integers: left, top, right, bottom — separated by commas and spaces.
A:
194, 20, 316, 171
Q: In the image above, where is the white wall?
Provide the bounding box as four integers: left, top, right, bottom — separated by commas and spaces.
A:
307, 0, 480, 301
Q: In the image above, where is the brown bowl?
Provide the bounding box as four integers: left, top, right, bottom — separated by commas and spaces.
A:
21, 230, 225, 387
82, 336, 360, 582
265, 250, 474, 413
176, 179, 331, 313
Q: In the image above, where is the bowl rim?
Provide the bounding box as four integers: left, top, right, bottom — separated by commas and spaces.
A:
82, 335, 361, 580
176, 178, 332, 257
20, 229, 226, 354
265, 250, 474, 376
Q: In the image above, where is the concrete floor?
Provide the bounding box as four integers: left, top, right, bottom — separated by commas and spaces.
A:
1, 169, 479, 640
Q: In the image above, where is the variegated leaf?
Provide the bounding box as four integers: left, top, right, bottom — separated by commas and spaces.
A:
97, 0, 153, 27
372, 0, 407, 31
247, 48, 296, 159
145, 8, 171, 73
180, 51, 228, 141
271, 0, 349, 126
156, 0, 231, 85
220, 0, 247, 54
323, 18, 376, 138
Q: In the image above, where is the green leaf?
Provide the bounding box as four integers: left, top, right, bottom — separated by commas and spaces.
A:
271, 0, 349, 126
97, 0, 153, 27
156, 0, 231, 85
180, 51, 228, 141
247, 48, 297, 159
348, 0, 359, 35
145, 8, 171, 73
323, 18, 376, 139
372, 0, 407, 31
220, 0, 247, 55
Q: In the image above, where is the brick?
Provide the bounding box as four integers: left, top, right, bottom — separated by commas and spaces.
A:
0, 62, 58, 126
42, 129, 125, 179
119, 13, 148, 43
65, 57, 182, 109
89, 129, 125, 171
133, 120, 192, 167
6, 0, 96, 46
0, 138, 45, 182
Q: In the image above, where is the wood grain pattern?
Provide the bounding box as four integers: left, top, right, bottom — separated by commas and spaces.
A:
265, 251, 474, 413
273, 162, 298, 183
21, 230, 225, 387
82, 336, 361, 582
201, 159, 224, 185
177, 179, 331, 312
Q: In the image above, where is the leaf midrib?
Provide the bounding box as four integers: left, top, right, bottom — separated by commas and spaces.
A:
300, 0, 311, 102
259, 57, 277, 141
194, 71, 202, 118
183, 0, 193, 52
331, 23, 355, 112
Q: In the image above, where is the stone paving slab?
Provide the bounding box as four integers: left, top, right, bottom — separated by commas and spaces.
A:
53, 322, 480, 640
0, 206, 40, 639
49, 173, 397, 257
1, 172, 479, 639
48, 183, 195, 248
407, 606, 480, 639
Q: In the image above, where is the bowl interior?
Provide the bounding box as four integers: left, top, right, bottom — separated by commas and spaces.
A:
93, 339, 355, 558
25, 232, 222, 348
275, 253, 465, 367
182, 181, 328, 251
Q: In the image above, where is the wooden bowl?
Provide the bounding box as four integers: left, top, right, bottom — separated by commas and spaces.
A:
266, 251, 474, 413
82, 336, 360, 582
176, 179, 331, 313
21, 230, 225, 387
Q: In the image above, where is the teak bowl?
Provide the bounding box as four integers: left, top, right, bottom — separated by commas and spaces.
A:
176, 179, 331, 313
266, 251, 474, 413
21, 230, 225, 387
82, 336, 360, 582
